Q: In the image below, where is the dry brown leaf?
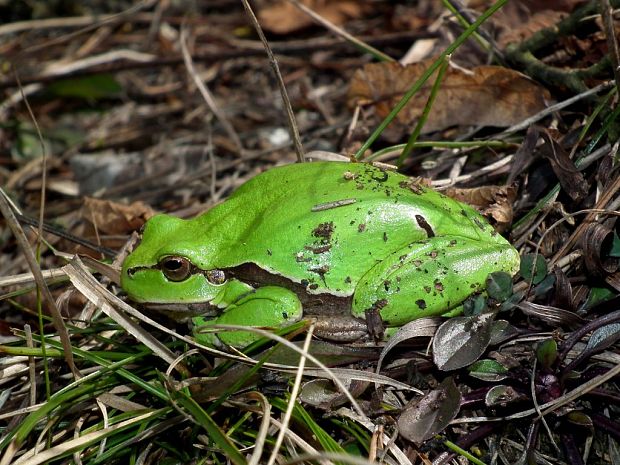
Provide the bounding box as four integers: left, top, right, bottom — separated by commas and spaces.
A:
581, 223, 620, 278
538, 131, 589, 201
67, 198, 157, 254
471, 0, 579, 33
81, 198, 156, 235
259, 0, 366, 34
348, 60, 550, 140
443, 185, 517, 232
469, 0, 578, 11
499, 10, 568, 47
390, 4, 438, 31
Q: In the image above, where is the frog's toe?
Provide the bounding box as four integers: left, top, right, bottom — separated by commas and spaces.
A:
193, 285, 303, 348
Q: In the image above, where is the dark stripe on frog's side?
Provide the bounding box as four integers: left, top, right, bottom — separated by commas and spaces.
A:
140, 301, 220, 319
227, 263, 352, 317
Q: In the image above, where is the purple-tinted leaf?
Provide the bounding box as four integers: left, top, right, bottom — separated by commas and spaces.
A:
489, 320, 519, 345
299, 378, 368, 409
397, 377, 461, 444
377, 317, 441, 373
433, 312, 495, 371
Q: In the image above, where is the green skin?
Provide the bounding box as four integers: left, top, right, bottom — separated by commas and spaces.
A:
121, 161, 520, 348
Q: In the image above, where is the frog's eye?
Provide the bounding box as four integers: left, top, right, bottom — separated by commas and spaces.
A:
206, 269, 226, 285
159, 256, 192, 282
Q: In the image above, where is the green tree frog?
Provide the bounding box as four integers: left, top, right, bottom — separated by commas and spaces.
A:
121, 161, 520, 348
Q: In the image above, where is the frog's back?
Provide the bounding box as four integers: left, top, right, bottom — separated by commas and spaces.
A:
199, 162, 504, 295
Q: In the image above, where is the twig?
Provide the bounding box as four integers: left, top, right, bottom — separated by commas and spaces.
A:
444, 0, 505, 63
600, 0, 620, 92
498, 81, 615, 136
227, 30, 429, 53
266, 324, 314, 465
9, 0, 157, 55
14, 70, 48, 265
504, 0, 620, 93
240, 0, 305, 163
0, 50, 155, 121
431, 155, 514, 188
289, 0, 394, 62
0, 9, 147, 36
550, 156, 620, 265
0, 191, 78, 377
0, 31, 426, 90
180, 26, 244, 155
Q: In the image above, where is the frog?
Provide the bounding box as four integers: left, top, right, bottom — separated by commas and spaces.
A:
120, 161, 520, 348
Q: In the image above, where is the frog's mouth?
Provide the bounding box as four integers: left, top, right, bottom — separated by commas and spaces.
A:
139, 302, 220, 321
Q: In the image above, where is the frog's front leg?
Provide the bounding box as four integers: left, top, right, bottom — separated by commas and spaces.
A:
352, 236, 520, 326
193, 284, 303, 348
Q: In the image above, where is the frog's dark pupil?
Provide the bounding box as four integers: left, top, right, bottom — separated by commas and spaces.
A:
165, 259, 182, 270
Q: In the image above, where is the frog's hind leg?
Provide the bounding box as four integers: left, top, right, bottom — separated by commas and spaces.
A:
352, 236, 519, 326
193, 286, 303, 348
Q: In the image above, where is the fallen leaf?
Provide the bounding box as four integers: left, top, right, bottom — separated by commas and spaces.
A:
47, 74, 122, 100
299, 378, 368, 409
581, 223, 620, 278
468, 359, 509, 382
471, 0, 579, 37
348, 60, 550, 140
390, 4, 439, 32
539, 131, 588, 201
517, 301, 585, 327
69, 198, 156, 254
443, 185, 517, 231
498, 10, 568, 47
81, 197, 156, 235
474, 0, 582, 47
507, 125, 539, 185
376, 317, 442, 374
397, 377, 461, 444
485, 385, 526, 406
432, 312, 495, 371
469, 0, 579, 13
259, 0, 366, 34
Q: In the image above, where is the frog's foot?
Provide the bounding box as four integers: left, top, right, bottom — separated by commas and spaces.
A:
352, 236, 519, 326
193, 286, 303, 348
311, 316, 369, 342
